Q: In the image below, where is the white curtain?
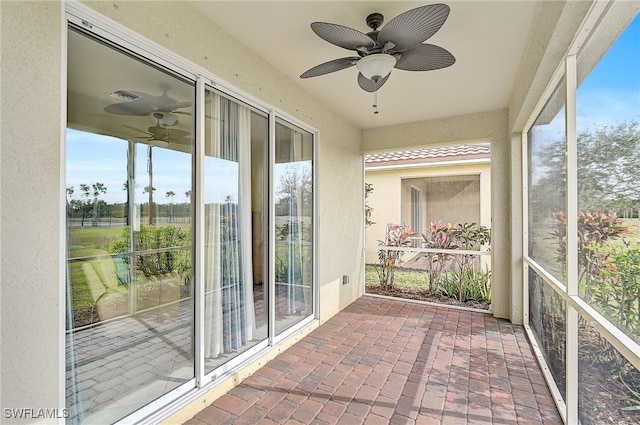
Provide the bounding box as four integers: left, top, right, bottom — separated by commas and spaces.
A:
204, 93, 255, 359
282, 130, 306, 315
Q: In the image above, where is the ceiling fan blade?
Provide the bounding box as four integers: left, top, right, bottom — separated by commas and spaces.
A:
105, 102, 151, 116
395, 44, 455, 71
301, 57, 360, 78
310, 22, 375, 51
147, 125, 191, 140
156, 101, 191, 112
122, 124, 152, 135
357, 72, 390, 92
378, 4, 450, 53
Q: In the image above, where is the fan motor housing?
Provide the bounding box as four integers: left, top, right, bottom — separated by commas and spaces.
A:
366, 13, 384, 30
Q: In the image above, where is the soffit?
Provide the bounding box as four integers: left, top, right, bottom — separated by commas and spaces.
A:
189, 1, 540, 129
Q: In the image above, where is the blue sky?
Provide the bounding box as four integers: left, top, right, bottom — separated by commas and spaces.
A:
67, 129, 193, 204
577, 13, 640, 127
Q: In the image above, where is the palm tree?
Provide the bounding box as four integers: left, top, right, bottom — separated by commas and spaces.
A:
80, 183, 107, 226
144, 185, 156, 225
166, 190, 176, 222
123, 181, 130, 225
66, 186, 74, 220
185, 190, 192, 223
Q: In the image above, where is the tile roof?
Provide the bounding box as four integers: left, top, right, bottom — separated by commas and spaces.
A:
365, 142, 491, 168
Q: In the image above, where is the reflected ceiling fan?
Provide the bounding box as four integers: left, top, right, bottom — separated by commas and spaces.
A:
300, 3, 455, 112
123, 112, 191, 148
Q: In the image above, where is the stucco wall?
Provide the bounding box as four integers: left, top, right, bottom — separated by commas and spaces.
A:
1, 0, 363, 419
1, 0, 65, 419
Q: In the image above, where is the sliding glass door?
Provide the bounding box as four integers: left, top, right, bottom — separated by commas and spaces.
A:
203, 89, 269, 372
274, 118, 314, 335
66, 27, 195, 424
66, 16, 316, 423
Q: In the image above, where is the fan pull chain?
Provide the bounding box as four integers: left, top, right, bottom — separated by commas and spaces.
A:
373, 90, 379, 115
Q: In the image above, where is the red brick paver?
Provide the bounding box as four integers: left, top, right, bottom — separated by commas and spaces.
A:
185, 296, 563, 424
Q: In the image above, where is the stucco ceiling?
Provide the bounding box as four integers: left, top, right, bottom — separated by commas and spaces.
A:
189, 1, 540, 129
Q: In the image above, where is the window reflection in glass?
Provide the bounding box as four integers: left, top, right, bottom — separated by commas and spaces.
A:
66, 27, 194, 424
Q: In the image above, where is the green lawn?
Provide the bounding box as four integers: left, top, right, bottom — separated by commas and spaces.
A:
365, 264, 430, 289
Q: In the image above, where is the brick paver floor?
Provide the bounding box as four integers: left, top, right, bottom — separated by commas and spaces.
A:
186, 295, 563, 424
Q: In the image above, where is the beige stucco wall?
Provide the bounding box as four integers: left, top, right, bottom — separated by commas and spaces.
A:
1, 0, 363, 420
365, 161, 491, 264
1, 1, 65, 420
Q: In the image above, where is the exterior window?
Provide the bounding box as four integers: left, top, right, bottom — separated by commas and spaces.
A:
410, 186, 422, 247
66, 28, 195, 423
401, 175, 481, 230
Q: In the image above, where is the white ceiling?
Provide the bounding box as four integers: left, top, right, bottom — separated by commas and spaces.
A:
189, 1, 540, 129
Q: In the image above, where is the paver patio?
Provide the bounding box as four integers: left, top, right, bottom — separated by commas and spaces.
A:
185, 295, 563, 424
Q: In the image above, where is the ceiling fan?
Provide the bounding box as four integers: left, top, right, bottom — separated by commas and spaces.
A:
300, 3, 455, 96
123, 112, 191, 148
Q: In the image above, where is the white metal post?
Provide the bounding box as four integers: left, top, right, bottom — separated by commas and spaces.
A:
194, 77, 206, 387
268, 112, 276, 346
521, 132, 529, 326
565, 53, 579, 425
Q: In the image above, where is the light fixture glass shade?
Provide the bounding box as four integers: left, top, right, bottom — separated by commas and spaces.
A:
356, 54, 397, 81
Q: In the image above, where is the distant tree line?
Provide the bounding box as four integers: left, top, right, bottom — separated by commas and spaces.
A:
530, 120, 640, 218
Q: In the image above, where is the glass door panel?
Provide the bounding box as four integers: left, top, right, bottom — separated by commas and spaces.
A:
66, 27, 194, 424
203, 89, 268, 373
274, 118, 314, 335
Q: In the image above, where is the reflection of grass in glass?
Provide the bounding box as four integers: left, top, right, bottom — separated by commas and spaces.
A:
68, 225, 125, 254
68, 247, 117, 311
67, 224, 193, 323
68, 222, 192, 255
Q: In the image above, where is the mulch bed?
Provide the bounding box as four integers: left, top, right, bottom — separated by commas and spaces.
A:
365, 284, 491, 311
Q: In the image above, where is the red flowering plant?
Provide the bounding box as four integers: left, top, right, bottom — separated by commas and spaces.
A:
377, 223, 416, 290
549, 209, 634, 300
420, 220, 458, 292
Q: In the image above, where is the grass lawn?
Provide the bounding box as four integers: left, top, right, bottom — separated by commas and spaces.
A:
365, 264, 430, 290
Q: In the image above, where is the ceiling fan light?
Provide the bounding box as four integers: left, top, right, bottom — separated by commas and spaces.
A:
149, 139, 170, 148
356, 54, 397, 81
